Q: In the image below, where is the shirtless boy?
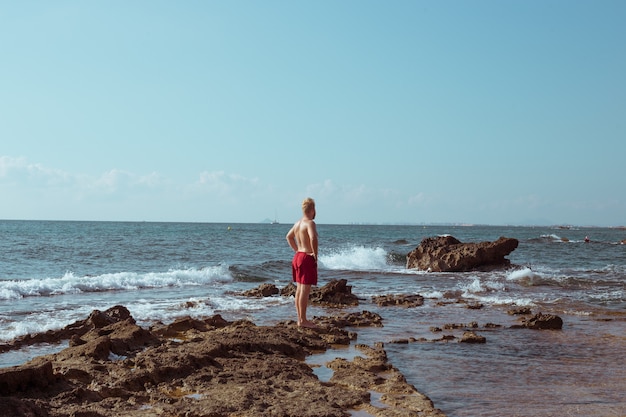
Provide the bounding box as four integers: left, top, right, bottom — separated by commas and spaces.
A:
286, 197, 318, 328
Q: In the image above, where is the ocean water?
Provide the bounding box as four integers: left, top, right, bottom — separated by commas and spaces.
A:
1, 220, 625, 417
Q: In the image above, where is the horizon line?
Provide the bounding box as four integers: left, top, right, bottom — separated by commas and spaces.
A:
1, 218, 624, 229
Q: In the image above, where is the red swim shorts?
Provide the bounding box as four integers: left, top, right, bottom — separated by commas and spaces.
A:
292, 252, 317, 285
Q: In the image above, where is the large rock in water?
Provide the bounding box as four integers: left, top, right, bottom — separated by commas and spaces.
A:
406, 235, 519, 272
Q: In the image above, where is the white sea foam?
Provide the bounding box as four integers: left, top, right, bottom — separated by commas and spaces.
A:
540, 233, 564, 242
589, 289, 625, 302
458, 276, 533, 306
321, 246, 390, 271
0, 288, 291, 344
1, 313, 79, 343
128, 292, 292, 329
470, 294, 535, 306
0, 265, 234, 300
507, 267, 540, 282
421, 290, 444, 299
460, 277, 505, 295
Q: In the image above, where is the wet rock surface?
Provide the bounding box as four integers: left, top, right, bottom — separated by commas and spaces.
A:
0, 306, 446, 417
512, 312, 564, 330
240, 283, 280, 297
243, 278, 361, 307
372, 294, 425, 307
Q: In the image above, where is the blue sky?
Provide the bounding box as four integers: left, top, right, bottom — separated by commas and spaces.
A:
1, 1, 624, 226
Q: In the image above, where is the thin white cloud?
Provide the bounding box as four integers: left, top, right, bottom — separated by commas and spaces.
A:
0, 156, 23, 177
0, 156, 71, 187
0, 157, 173, 196
407, 192, 427, 206
87, 169, 167, 193
195, 171, 260, 195
137, 172, 167, 188
90, 169, 132, 193
13, 156, 618, 225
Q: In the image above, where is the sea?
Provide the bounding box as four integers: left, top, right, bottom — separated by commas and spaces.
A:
1, 220, 625, 417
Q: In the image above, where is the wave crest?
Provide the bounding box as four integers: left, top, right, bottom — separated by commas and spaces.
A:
0, 265, 233, 300
322, 246, 390, 271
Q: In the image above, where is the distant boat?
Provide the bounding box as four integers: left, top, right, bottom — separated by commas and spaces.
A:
271, 219, 279, 224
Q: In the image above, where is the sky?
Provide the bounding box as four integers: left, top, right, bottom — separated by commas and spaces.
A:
1, 1, 624, 226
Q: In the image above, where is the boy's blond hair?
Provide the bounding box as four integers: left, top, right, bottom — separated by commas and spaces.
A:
302, 197, 315, 214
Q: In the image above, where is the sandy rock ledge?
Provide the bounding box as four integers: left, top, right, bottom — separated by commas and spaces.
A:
0, 306, 446, 417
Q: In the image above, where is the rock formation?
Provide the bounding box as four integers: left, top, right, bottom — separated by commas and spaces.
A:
244, 279, 361, 307
0, 306, 446, 417
406, 235, 519, 272
372, 294, 425, 307
512, 312, 564, 330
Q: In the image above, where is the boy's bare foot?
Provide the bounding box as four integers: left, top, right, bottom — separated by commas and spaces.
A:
298, 320, 318, 329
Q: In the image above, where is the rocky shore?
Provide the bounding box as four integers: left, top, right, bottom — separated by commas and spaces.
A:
1, 237, 564, 417
0, 274, 565, 417
0, 301, 446, 417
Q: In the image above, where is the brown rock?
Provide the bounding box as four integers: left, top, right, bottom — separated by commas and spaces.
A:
309, 278, 360, 306
434, 335, 457, 342
280, 279, 360, 306
0, 361, 55, 395
84, 305, 134, 328
508, 306, 532, 315
1, 305, 135, 354
0, 397, 49, 417
406, 235, 519, 272
0, 308, 447, 417
459, 331, 487, 343
372, 293, 425, 307
240, 283, 280, 297
328, 344, 446, 416
316, 311, 384, 329
151, 315, 226, 338
280, 282, 297, 296
513, 312, 564, 330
